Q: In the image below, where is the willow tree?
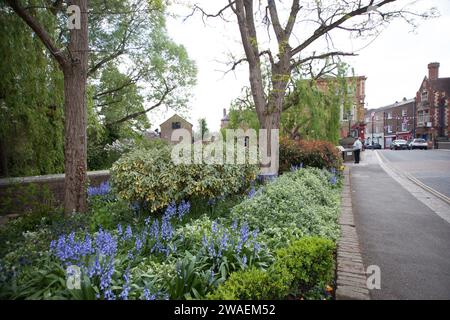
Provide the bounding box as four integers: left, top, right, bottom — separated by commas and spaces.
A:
4, 0, 196, 214
5, 0, 89, 214
190, 0, 436, 173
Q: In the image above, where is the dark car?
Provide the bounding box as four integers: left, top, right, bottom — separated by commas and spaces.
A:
390, 139, 408, 150
365, 143, 382, 150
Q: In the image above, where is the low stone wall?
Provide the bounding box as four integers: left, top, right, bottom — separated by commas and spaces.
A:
0, 171, 110, 217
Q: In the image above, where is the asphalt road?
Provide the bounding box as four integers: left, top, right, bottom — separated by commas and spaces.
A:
379, 149, 450, 198
351, 152, 450, 299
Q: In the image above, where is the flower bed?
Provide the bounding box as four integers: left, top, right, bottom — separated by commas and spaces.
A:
0, 167, 341, 300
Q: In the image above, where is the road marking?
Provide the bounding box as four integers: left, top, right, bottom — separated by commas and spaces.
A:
374, 151, 450, 224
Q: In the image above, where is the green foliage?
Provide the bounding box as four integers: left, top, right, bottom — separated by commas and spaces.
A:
231, 168, 341, 248
272, 237, 335, 296
0, 5, 64, 177
110, 146, 258, 212
208, 237, 335, 300
207, 268, 280, 300
0, 183, 57, 216
279, 138, 342, 173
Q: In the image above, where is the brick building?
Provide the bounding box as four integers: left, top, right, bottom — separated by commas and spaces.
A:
364, 98, 416, 149
415, 62, 450, 142
160, 114, 193, 144
316, 76, 367, 139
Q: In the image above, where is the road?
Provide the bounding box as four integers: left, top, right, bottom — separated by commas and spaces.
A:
378, 149, 450, 198
350, 151, 450, 299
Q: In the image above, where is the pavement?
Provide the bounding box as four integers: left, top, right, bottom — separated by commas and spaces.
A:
349, 150, 450, 300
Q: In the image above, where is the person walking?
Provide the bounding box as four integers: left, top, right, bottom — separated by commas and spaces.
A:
353, 137, 363, 164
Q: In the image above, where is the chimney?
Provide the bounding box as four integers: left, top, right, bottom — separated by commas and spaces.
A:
223, 108, 227, 117
428, 62, 440, 81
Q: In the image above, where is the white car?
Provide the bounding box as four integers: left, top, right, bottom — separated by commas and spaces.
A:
408, 139, 428, 150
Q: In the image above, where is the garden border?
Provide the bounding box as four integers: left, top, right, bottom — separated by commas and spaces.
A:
335, 166, 370, 300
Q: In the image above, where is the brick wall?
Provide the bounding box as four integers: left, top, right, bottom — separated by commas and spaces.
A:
0, 171, 110, 216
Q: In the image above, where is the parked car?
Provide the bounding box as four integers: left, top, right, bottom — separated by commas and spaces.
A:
390, 139, 408, 150
365, 143, 382, 150
408, 138, 428, 150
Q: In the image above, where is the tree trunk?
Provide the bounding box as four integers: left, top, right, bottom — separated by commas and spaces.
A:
63, 0, 89, 215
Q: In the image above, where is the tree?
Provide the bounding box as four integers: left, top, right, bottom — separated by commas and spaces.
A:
3, 0, 196, 213
5, 0, 89, 215
227, 66, 352, 144
197, 118, 209, 140
0, 6, 64, 177
190, 0, 436, 173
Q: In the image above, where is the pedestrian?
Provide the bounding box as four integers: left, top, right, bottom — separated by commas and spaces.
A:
353, 137, 363, 164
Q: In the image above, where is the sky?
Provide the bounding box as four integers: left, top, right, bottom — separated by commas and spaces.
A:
147, 0, 450, 132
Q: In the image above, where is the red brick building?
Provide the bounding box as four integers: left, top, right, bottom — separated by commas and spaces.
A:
316, 76, 367, 139
415, 63, 450, 142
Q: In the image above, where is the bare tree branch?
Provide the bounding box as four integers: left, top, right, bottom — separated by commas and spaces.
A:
290, 51, 357, 71
105, 85, 175, 126
290, 0, 397, 57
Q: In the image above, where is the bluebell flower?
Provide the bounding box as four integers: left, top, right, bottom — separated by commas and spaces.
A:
247, 187, 256, 199
207, 198, 216, 206
143, 288, 156, 300
149, 219, 159, 240
330, 175, 337, 185
161, 218, 173, 241
242, 255, 247, 268
177, 200, 191, 221
87, 181, 110, 197
104, 288, 116, 300
124, 225, 132, 241
163, 202, 177, 220
119, 269, 130, 300
135, 236, 143, 252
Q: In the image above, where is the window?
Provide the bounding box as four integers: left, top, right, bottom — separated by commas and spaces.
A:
418, 110, 430, 125
421, 91, 428, 101
387, 125, 393, 133
402, 109, 407, 117
387, 112, 392, 119
402, 122, 408, 132
172, 122, 181, 129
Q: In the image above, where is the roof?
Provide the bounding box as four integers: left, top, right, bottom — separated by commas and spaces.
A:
430, 78, 450, 96
366, 98, 415, 114
159, 114, 193, 127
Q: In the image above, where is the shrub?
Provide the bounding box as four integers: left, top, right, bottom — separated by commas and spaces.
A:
111, 146, 258, 212
272, 237, 335, 295
279, 138, 342, 173
231, 168, 341, 248
207, 267, 284, 300
208, 237, 335, 300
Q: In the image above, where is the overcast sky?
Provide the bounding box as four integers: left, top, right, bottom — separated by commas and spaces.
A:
148, 0, 450, 132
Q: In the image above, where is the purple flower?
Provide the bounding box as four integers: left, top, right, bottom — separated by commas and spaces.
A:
247, 187, 256, 199
119, 269, 130, 300
143, 288, 156, 300
87, 181, 110, 197
177, 200, 191, 221
242, 255, 247, 268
